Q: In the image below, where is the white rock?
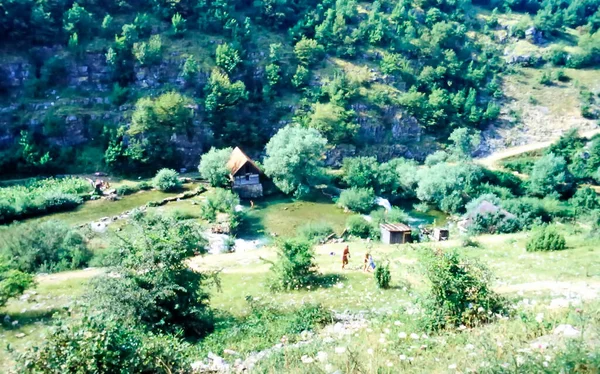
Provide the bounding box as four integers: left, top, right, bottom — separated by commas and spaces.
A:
553, 324, 581, 338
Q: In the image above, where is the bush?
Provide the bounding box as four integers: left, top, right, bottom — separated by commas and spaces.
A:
570, 187, 600, 214
269, 237, 318, 291
297, 221, 334, 243
346, 215, 373, 238
374, 262, 391, 289
115, 184, 141, 196
337, 187, 376, 213
526, 226, 566, 252
0, 177, 91, 223
420, 250, 508, 331
15, 313, 192, 374
370, 207, 410, 226
0, 220, 91, 274
152, 168, 181, 192
86, 213, 212, 336
0, 259, 34, 308
198, 147, 233, 187
200, 188, 240, 222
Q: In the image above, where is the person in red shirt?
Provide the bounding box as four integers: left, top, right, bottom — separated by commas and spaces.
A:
342, 245, 350, 270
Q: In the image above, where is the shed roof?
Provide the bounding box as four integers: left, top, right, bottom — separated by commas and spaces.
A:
380, 223, 412, 232
227, 147, 261, 176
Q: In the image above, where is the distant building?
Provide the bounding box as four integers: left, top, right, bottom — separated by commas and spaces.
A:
432, 228, 449, 241
380, 223, 412, 245
227, 147, 263, 199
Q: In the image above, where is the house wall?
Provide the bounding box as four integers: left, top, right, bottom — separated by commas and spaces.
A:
233, 174, 260, 186
233, 183, 263, 199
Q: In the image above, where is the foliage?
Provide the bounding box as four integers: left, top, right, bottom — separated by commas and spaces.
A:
416, 163, 485, 213
200, 188, 240, 221
570, 187, 600, 214
0, 259, 34, 308
132, 35, 163, 66
215, 43, 241, 73
0, 177, 91, 223
526, 226, 566, 252
171, 13, 187, 36
269, 237, 318, 291
0, 220, 91, 274
448, 127, 481, 160
294, 37, 325, 66
15, 313, 192, 374
263, 126, 328, 197
308, 102, 357, 143
201, 300, 331, 354
337, 187, 375, 214
297, 221, 335, 243
527, 153, 573, 197
86, 213, 212, 336
346, 215, 373, 238
125, 92, 195, 169
420, 250, 508, 331
198, 147, 233, 187
374, 262, 391, 289
341, 156, 379, 189
152, 168, 181, 191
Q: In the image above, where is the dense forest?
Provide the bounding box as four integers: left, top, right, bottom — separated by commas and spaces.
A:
1, 0, 598, 176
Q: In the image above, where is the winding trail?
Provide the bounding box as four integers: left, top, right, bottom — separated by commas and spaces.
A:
477, 128, 600, 169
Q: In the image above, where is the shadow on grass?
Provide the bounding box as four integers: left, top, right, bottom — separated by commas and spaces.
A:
236, 211, 266, 240
312, 273, 346, 289
1, 307, 63, 331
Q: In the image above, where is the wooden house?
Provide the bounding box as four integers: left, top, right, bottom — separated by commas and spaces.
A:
380, 223, 412, 245
227, 147, 263, 198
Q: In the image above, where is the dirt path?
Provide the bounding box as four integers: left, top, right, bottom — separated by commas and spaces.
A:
477, 128, 600, 169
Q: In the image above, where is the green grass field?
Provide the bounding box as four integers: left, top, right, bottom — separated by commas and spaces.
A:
2, 222, 599, 372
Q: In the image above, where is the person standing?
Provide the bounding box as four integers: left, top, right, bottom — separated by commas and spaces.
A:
342, 245, 350, 270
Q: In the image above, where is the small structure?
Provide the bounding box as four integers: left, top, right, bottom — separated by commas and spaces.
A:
380, 223, 412, 245
432, 228, 449, 241
227, 147, 263, 199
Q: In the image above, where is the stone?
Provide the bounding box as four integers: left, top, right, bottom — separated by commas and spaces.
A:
15, 333, 26, 338
553, 324, 581, 338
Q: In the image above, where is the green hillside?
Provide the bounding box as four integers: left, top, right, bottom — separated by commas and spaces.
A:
1, 0, 597, 177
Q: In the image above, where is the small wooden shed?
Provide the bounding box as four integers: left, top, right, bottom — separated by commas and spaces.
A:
380, 223, 412, 245
432, 228, 449, 241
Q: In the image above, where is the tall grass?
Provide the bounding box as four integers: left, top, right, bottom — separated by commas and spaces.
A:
0, 177, 92, 223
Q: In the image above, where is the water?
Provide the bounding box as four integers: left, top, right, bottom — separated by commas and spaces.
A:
375, 197, 392, 212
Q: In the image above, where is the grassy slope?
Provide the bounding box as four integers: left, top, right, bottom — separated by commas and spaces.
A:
2, 225, 599, 371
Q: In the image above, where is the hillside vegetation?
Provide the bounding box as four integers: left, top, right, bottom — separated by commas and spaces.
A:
1, 0, 598, 177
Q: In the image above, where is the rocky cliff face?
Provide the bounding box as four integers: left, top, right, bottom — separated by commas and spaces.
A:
0, 47, 429, 168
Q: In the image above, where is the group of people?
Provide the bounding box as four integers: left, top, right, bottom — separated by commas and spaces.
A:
341, 245, 376, 272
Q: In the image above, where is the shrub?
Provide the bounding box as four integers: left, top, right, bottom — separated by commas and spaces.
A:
346, 215, 373, 238
152, 168, 181, 192
420, 250, 508, 331
86, 213, 212, 336
502, 156, 536, 174
297, 221, 334, 243
0, 177, 91, 223
526, 226, 566, 252
0, 259, 34, 308
370, 207, 410, 226
269, 237, 318, 291
198, 147, 233, 187
15, 313, 192, 374
200, 188, 240, 222
337, 187, 376, 213
570, 187, 600, 214
0, 220, 91, 274
115, 184, 141, 196
374, 262, 391, 289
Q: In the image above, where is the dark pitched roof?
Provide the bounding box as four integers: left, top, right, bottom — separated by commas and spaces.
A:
227, 147, 261, 176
